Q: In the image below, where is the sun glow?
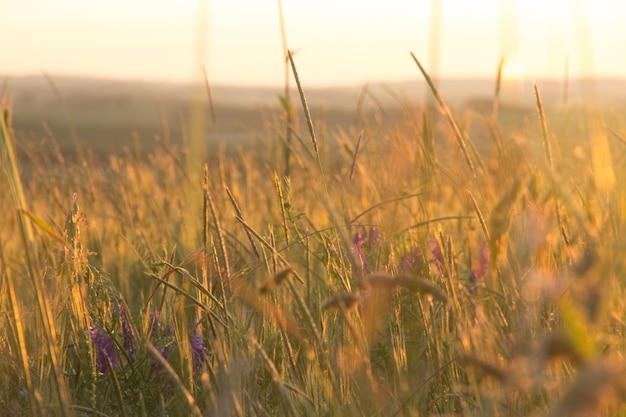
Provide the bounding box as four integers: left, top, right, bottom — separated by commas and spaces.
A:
501, 58, 526, 81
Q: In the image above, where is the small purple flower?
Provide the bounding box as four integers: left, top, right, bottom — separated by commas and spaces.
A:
149, 310, 161, 338
118, 300, 137, 360
90, 326, 118, 374
469, 242, 490, 284
353, 230, 367, 247
159, 323, 176, 358
467, 242, 490, 294
429, 239, 444, 274
401, 247, 422, 274
153, 335, 177, 374
369, 227, 382, 246
161, 338, 177, 361
148, 311, 179, 373
352, 230, 368, 272
190, 334, 208, 369
477, 242, 490, 280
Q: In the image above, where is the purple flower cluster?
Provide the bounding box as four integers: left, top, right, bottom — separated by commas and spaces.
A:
368, 227, 382, 246
468, 242, 490, 288
89, 305, 209, 375
352, 226, 381, 273
429, 239, 445, 275
400, 247, 423, 275
190, 333, 209, 369
353, 231, 368, 271
90, 326, 118, 374
149, 311, 177, 371
427, 237, 490, 293
118, 300, 137, 361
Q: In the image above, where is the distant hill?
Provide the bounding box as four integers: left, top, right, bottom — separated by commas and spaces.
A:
4, 74, 626, 109
2, 75, 625, 156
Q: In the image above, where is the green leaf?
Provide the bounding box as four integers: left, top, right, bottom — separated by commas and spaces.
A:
278, 95, 293, 116
20, 209, 67, 246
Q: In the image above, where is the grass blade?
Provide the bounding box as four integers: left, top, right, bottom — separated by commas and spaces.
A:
147, 344, 203, 417
410, 51, 478, 177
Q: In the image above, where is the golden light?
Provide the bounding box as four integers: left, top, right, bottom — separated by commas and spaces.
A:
500, 58, 525, 81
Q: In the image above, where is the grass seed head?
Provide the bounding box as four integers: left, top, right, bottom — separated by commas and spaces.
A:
540, 332, 585, 366
394, 275, 448, 303
551, 357, 626, 417
322, 292, 360, 310
461, 355, 508, 382
364, 274, 401, 291
259, 267, 293, 294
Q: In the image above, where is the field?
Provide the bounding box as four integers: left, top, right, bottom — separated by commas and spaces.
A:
2, 64, 626, 417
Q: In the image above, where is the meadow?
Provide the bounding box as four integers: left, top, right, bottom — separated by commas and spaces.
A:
1, 56, 626, 417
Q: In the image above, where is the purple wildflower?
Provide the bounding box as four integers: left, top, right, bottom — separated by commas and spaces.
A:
353, 230, 367, 247
149, 310, 161, 338
118, 300, 137, 360
468, 242, 490, 293
148, 310, 179, 373
352, 230, 368, 272
153, 331, 177, 374
469, 242, 490, 284
190, 334, 208, 369
90, 326, 118, 374
161, 338, 177, 360
369, 227, 382, 246
429, 239, 444, 274
401, 247, 422, 274
477, 242, 490, 280
159, 323, 176, 358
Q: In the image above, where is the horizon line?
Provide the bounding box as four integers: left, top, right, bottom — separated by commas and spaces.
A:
4, 72, 626, 89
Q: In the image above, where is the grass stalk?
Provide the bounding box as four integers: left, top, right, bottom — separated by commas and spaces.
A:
288, 50, 318, 155
105, 355, 128, 417
147, 344, 204, 417
350, 192, 426, 224
226, 186, 261, 260
410, 51, 478, 177
533, 84, 554, 168
277, 0, 293, 177
467, 191, 490, 241
147, 268, 229, 329
4, 269, 38, 417
274, 173, 291, 245
43, 72, 84, 161
493, 57, 504, 120
205, 179, 231, 291
0, 106, 34, 247
202, 164, 211, 298
349, 130, 363, 180
1, 101, 70, 417
251, 336, 299, 417
202, 66, 217, 125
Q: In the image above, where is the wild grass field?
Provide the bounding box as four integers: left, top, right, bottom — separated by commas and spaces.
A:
1, 56, 626, 417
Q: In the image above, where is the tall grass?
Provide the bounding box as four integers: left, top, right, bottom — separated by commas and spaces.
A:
1, 56, 626, 417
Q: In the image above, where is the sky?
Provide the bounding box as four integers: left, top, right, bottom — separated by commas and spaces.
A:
2, 0, 626, 87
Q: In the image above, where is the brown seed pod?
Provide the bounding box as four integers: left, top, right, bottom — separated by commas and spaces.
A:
394, 275, 448, 303
460, 355, 508, 382
551, 356, 626, 417
364, 274, 401, 291
322, 292, 360, 310
540, 332, 585, 366
259, 267, 293, 294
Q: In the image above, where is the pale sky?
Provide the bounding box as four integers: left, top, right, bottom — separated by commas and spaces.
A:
2, 0, 626, 86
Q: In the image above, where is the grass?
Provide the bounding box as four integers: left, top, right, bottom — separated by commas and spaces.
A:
1, 55, 626, 417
